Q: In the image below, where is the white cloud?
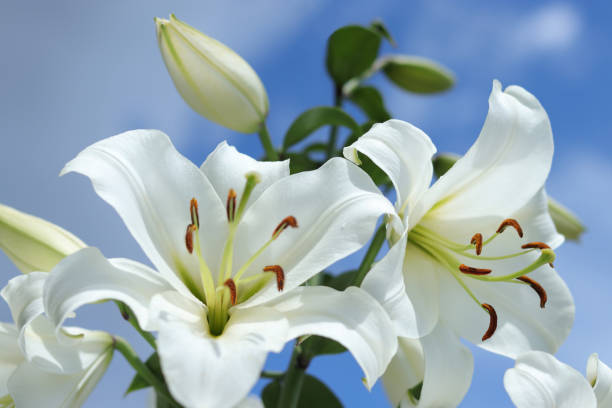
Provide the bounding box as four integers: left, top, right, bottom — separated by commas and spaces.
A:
510, 3, 581, 57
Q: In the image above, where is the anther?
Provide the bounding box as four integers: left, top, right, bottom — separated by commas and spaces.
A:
224, 279, 237, 305
497, 218, 523, 238
481, 303, 498, 341
521, 242, 550, 250
185, 224, 196, 253
272, 216, 298, 238
226, 189, 237, 221
190, 198, 199, 228
263, 265, 285, 291
471, 233, 483, 255
459, 264, 492, 275
517, 276, 547, 308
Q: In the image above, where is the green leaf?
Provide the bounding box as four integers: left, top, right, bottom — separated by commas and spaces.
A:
262, 379, 281, 408
301, 335, 347, 357
358, 152, 392, 187
125, 353, 163, 395
548, 197, 586, 241
408, 381, 423, 405
286, 152, 320, 174
326, 25, 381, 86
283, 106, 360, 150
262, 375, 343, 408
370, 20, 396, 47
381, 55, 454, 94
348, 86, 391, 122
432, 153, 460, 178
320, 270, 358, 291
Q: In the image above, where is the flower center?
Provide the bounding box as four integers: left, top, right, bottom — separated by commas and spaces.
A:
407, 218, 555, 341
183, 172, 297, 335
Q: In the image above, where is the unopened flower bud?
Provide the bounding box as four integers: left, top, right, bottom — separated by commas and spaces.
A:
0, 204, 85, 273
155, 14, 269, 134
548, 197, 585, 242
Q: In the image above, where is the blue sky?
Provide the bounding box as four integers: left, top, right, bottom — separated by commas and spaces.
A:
1, 1, 611, 406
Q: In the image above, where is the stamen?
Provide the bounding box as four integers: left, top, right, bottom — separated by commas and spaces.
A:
224, 279, 237, 305
481, 303, 497, 341
272, 216, 298, 238
185, 224, 196, 253
190, 198, 199, 228
471, 233, 483, 255
522, 242, 554, 266
459, 264, 492, 275
263, 265, 285, 291
226, 189, 237, 222
496, 218, 523, 238
517, 276, 547, 308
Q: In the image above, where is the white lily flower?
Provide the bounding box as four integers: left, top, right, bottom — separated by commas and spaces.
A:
0, 203, 85, 274
156, 15, 269, 134
504, 351, 612, 408
43, 130, 397, 408
0, 272, 113, 408
344, 80, 574, 406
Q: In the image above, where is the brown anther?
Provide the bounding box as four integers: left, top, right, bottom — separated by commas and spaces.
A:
226, 189, 237, 221
497, 218, 523, 238
459, 264, 492, 275
263, 265, 285, 291
517, 276, 548, 308
190, 198, 199, 227
481, 303, 498, 341
521, 242, 554, 267
272, 216, 298, 238
471, 233, 483, 255
224, 279, 237, 305
185, 224, 196, 253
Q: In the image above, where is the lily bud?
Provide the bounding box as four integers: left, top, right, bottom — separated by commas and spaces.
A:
548, 197, 585, 241
0, 204, 85, 273
155, 14, 269, 134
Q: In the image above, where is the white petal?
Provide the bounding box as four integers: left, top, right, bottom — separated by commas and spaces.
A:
504, 351, 596, 408
363, 232, 437, 338
61, 129, 228, 293
382, 337, 424, 407
200, 141, 289, 211
234, 396, 264, 408
7, 346, 112, 408
266, 285, 397, 389
19, 317, 112, 375
153, 292, 288, 408
586, 353, 612, 408
416, 322, 473, 407
417, 80, 554, 226
383, 323, 473, 408
343, 119, 436, 223
1, 272, 46, 334
44, 247, 172, 333
396, 244, 440, 338
0, 323, 22, 396
234, 158, 395, 307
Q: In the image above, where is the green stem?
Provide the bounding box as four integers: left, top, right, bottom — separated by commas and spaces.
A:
326, 84, 343, 158
116, 301, 157, 349
258, 122, 279, 161
353, 225, 386, 286
113, 336, 180, 407
276, 344, 309, 408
